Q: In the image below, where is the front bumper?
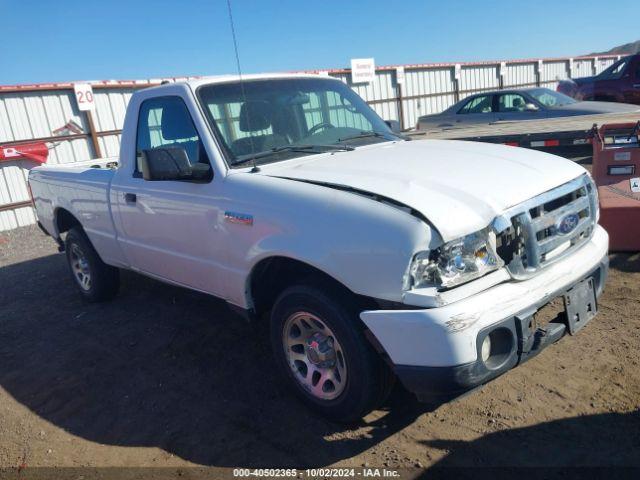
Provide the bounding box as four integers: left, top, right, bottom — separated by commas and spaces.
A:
361, 225, 609, 402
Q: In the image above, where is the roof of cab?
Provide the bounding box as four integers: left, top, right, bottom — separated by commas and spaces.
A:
188, 72, 338, 89
137, 72, 339, 95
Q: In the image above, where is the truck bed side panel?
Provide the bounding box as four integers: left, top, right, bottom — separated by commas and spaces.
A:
29, 167, 127, 267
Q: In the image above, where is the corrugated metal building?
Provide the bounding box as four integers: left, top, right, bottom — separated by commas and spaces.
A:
0, 54, 621, 231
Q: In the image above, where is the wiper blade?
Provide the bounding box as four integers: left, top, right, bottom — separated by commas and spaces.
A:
337, 131, 389, 142
232, 144, 354, 167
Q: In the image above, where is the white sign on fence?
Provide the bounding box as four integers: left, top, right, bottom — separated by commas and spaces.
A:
350, 58, 376, 83
73, 83, 95, 111
395, 66, 405, 85
454, 64, 461, 81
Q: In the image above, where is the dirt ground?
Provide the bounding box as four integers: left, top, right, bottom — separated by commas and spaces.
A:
1, 154, 639, 476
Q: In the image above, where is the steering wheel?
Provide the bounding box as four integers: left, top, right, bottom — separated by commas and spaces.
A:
307, 122, 334, 136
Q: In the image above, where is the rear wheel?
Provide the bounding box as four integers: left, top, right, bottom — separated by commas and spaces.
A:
65, 227, 119, 302
270, 282, 394, 422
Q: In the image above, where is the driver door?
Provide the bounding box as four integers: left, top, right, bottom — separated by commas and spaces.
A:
111, 95, 223, 294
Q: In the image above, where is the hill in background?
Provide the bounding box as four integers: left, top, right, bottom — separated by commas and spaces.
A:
590, 40, 640, 55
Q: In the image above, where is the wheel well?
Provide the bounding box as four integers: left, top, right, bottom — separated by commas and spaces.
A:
248, 257, 367, 317
55, 208, 81, 236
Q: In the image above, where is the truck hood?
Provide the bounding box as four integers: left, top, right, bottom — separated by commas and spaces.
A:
257, 140, 586, 242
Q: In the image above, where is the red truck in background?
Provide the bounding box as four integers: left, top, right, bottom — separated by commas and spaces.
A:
557, 55, 640, 104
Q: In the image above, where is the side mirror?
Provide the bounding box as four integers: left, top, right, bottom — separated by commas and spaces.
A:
139, 147, 211, 182
384, 119, 402, 134
524, 103, 539, 112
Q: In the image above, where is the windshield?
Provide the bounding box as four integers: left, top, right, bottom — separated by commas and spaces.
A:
197, 77, 399, 167
528, 88, 577, 107
597, 57, 629, 80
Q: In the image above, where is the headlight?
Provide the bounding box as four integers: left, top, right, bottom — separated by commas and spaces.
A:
406, 226, 504, 290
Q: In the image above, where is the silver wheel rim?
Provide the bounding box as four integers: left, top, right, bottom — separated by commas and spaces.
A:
70, 244, 91, 291
282, 311, 347, 401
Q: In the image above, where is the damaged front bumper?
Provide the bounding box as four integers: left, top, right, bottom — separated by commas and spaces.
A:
361, 225, 609, 402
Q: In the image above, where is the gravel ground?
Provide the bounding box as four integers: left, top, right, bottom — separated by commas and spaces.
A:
1, 160, 639, 476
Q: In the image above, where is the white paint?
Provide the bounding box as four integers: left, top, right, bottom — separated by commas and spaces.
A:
73, 83, 95, 111
350, 58, 376, 83
259, 139, 585, 242
28, 77, 609, 374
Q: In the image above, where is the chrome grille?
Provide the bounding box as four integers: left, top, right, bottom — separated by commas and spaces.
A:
495, 175, 597, 280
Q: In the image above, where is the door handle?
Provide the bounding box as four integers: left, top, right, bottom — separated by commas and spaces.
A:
124, 193, 137, 203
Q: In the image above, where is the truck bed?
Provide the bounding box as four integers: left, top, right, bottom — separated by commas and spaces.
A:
28, 159, 121, 265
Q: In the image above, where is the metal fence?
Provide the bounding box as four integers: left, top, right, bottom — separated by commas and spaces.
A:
0, 54, 622, 231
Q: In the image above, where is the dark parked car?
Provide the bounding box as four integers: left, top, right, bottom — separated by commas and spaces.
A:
557, 54, 640, 104
416, 87, 639, 130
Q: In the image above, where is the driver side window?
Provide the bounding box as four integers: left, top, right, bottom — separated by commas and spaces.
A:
135, 96, 210, 175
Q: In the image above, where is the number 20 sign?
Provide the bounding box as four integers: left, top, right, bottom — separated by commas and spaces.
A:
73, 83, 95, 111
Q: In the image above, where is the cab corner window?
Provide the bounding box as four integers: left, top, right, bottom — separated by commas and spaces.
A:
135, 96, 211, 180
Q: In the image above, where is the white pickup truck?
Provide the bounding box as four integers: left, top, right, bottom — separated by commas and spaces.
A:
29, 74, 609, 421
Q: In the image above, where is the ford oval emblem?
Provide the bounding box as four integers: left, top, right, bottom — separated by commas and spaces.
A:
557, 213, 579, 235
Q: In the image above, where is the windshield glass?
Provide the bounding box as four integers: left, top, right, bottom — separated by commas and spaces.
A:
197, 77, 399, 167
528, 88, 577, 107
597, 57, 629, 80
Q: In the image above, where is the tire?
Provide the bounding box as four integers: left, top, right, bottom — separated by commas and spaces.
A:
270, 281, 394, 422
65, 226, 120, 302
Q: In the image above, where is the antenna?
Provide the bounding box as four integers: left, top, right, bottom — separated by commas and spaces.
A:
226, 0, 259, 172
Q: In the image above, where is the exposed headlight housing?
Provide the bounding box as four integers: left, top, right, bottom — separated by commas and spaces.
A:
406, 226, 504, 290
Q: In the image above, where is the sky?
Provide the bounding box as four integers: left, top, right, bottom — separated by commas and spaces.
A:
0, 0, 637, 85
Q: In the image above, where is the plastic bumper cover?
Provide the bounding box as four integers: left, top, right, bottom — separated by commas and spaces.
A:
360, 225, 609, 401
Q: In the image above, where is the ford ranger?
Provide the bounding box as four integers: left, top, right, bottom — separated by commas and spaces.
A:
29, 74, 609, 421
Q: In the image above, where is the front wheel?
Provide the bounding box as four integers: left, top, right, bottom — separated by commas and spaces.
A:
270, 283, 393, 422
65, 227, 120, 302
